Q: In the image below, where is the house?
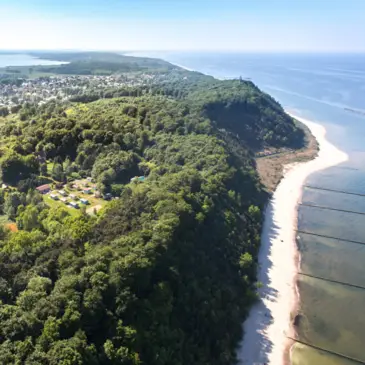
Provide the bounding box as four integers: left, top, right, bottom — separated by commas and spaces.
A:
36, 184, 51, 194
59, 190, 67, 197
69, 201, 79, 209
50, 194, 59, 200
70, 194, 77, 200
83, 188, 92, 194
80, 198, 89, 205
60, 197, 68, 203
130, 176, 145, 183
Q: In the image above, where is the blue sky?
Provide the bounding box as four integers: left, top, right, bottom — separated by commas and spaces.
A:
1, 0, 365, 52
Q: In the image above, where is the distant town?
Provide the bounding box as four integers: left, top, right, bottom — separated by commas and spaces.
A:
0, 72, 176, 108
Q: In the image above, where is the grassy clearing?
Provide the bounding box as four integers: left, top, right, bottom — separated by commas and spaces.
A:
43, 195, 80, 217
43, 179, 107, 216
46, 162, 55, 175
65, 183, 108, 211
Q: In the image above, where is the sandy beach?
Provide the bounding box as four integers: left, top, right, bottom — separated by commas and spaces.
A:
236, 114, 348, 365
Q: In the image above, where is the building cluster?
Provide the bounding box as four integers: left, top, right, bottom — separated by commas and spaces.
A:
0, 72, 166, 108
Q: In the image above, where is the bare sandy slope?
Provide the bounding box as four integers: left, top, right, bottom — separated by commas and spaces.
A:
236, 115, 348, 365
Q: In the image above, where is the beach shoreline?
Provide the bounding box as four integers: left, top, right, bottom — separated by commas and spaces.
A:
236, 113, 348, 365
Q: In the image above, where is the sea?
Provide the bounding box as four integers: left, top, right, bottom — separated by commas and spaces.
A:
0, 53, 65, 68
3, 51, 365, 364
138, 51, 365, 365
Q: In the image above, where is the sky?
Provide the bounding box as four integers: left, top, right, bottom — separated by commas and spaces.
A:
1, 0, 365, 52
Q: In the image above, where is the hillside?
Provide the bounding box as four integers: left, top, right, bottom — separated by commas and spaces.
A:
0, 64, 305, 364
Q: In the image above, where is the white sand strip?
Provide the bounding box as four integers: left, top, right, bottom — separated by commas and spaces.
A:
236, 114, 348, 365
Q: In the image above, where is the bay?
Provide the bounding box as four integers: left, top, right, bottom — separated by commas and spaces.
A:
0, 53, 65, 67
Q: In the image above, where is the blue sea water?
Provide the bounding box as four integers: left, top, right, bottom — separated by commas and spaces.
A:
137, 51, 365, 364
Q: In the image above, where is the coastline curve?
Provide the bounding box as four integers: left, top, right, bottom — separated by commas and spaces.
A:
236, 113, 348, 365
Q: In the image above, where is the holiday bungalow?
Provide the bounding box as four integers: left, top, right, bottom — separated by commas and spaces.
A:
36, 184, 51, 194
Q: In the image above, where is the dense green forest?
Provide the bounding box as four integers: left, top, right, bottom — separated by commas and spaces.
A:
0, 66, 304, 364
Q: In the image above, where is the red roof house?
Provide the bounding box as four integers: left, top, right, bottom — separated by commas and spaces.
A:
36, 184, 51, 194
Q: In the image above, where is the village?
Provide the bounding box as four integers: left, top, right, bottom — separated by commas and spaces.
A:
36, 177, 108, 215
0, 71, 169, 108
35, 174, 146, 216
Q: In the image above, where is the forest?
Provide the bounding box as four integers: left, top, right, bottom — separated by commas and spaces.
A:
0, 66, 305, 364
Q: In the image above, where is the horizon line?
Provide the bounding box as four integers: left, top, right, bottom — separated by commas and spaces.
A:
1, 49, 365, 55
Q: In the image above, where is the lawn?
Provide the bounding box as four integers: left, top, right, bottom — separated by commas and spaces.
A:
46, 162, 54, 175
43, 194, 81, 217
65, 187, 107, 214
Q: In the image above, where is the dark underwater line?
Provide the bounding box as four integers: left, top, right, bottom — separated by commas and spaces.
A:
299, 203, 365, 216
287, 337, 365, 364
296, 230, 365, 246
304, 185, 365, 198
298, 272, 365, 291
331, 165, 359, 171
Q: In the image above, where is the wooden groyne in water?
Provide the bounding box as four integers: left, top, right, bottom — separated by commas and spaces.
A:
299, 203, 365, 216
287, 336, 365, 364
295, 184, 365, 364
304, 185, 365, 198
297, 230, 365, 246
298, 272, 365, 291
